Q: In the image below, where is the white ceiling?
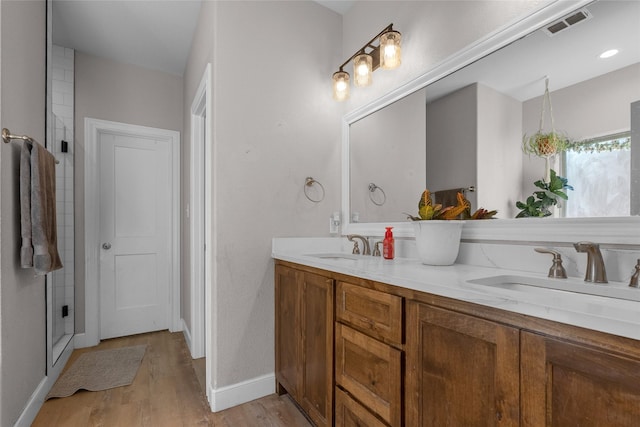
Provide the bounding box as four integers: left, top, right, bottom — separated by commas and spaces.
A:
52, 0, 350, 76
313, 0, 355, 15
427, 0, 640, 102
52, 0, 202, 76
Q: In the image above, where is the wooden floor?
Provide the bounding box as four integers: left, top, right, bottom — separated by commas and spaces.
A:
33, 331, 312, 427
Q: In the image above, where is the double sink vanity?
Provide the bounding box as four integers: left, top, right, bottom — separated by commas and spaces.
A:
273, 237, 640, 426
274, 0, 640, 424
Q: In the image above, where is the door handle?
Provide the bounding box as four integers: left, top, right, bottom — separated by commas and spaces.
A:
102, 243, 112, 250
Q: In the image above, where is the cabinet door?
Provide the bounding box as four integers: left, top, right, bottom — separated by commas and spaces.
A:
335, 388, 388, 427
300, 271, 334, 427
406, 302, 520, 426
521, 331, 640, 426
336, 323, 402, 426
336, 281, 403, 346
275, 265, 301, 399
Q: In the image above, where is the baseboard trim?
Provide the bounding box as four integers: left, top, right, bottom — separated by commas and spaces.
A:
182, 318, 194, 355
73, 332, 98, 349
210, 373, 275, 412
15, 342, 74, 426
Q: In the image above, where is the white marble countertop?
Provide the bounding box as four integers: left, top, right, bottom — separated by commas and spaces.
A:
272, 238, 640, 341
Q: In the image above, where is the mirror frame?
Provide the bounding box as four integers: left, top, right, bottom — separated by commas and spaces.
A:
342, 0, 640, 245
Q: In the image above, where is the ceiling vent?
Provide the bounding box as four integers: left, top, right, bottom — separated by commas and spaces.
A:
544, 9, 592, 36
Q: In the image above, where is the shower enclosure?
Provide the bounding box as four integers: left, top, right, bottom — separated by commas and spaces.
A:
50, 113, 74, 363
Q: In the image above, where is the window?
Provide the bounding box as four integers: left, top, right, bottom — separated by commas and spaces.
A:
563, 132, 631, 217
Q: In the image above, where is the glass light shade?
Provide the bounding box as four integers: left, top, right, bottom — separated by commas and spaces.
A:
380, 30, 402, 69
353, 54, 373, 87
332, 71, 350, 101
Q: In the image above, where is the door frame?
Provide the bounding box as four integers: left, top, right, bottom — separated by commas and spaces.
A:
80, 118, 181, 348
189, 63, 216, 408
188, 64, 212, 359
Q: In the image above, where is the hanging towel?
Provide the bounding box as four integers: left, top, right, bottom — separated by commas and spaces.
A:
20, 140, 63, 275
20, 142, 33, 267
433, 188, 465, 208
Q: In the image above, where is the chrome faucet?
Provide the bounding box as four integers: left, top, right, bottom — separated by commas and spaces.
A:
573, 241, 608, 283
347, 234, 371, 255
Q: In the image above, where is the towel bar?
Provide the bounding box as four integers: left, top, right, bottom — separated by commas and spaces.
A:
2, 128, 60, 164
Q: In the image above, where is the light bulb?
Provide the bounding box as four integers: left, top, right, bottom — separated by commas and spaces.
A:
354, 54, 372, 87
380, 30, 402, 69
384, 44, 396, 58
332, 71, 350, 101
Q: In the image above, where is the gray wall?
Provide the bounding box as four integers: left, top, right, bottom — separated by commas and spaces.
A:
350, 88, 426, 222
426, 84, 478, 209
182, 0, 343, 388
477, 83, 522, 218
0, 1, 47, 425
73, 52, 183, 332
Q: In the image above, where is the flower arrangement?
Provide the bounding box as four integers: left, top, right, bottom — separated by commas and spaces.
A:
405, 189, 497, 221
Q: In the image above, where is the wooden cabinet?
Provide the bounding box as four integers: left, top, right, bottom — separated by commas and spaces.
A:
275, 264, 334, 427
276, 260, 640, 426
406, 302, 520, 426
521, 331, 640, 426
335, 282, 403, 426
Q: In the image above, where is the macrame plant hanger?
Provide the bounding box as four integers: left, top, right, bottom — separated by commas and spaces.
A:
537, 77, 557, 180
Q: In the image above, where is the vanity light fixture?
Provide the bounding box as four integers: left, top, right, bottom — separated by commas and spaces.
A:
332, 23, 402, 101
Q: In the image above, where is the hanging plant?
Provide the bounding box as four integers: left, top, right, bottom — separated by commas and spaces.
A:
522, 78, 571, 170
515, 169, 573, 218
523, 131, 570, 157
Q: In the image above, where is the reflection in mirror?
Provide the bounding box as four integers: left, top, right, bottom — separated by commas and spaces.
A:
350, 88, 426, 222
347, 0, 640, 225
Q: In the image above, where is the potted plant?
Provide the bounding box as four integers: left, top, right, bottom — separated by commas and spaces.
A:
515, 169, 573, 218
522, 130, 569, 158
405, 190, 497, 265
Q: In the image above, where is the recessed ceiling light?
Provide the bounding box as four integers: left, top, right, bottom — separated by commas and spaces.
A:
599, 49, 619, 59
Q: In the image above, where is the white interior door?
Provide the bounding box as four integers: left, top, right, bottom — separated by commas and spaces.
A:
99, 132, 171, 339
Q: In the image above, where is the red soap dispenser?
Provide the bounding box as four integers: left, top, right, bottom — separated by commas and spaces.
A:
383, 227, 395, 260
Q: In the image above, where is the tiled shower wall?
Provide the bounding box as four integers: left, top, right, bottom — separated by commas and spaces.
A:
51, 44, 74, 348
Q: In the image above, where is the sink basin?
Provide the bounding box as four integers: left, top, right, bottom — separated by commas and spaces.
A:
305, 253, 362, 261
468, 274, 640, 302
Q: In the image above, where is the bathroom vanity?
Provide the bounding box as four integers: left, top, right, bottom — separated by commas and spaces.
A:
273, 242, 640, 427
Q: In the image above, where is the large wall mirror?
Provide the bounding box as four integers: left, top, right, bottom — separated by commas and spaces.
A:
342, 0, 640, 243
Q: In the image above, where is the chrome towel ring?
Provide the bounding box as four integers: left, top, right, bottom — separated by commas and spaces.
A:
368, 183, 386, 206
304, 177, 325, 203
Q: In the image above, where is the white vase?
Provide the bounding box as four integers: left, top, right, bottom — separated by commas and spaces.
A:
413, 221, 465, 265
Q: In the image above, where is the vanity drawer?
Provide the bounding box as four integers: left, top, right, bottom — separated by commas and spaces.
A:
336, 281, 403, 346
335, 323, 402, 426
335, 387, 389, 427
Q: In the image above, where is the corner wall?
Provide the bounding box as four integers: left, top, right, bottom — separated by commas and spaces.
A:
182, 0, 344, 405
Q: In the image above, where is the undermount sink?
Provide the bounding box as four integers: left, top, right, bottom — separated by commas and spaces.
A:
468, 274, 640, 302
305, 253, 362, 261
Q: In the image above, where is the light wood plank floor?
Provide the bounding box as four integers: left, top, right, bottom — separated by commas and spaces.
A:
33, 331, 312, 427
